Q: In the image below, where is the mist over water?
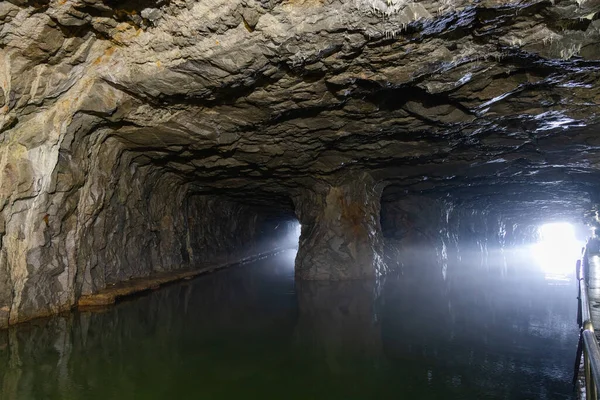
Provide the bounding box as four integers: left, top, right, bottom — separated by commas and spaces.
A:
0, 247, 578, 400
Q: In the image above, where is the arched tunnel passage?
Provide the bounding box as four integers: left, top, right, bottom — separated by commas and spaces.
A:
69, 162, 305, 305
251, 208, 301, 253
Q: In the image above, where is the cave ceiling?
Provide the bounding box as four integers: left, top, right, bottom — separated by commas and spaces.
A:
2, 0, 600, 219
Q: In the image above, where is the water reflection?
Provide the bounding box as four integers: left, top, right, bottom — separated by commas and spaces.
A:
382, 271, 575, 399
0, 249, 577, 400
294, 280, 382, 374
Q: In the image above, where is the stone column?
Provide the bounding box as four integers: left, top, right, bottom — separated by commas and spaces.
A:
293, 173, 387, 280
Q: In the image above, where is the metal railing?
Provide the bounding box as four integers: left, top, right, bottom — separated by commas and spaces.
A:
574, 245, 600, 399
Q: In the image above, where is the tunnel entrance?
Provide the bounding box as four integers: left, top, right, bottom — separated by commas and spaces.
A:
532, 222, 589, 280
74, 191, 301, 308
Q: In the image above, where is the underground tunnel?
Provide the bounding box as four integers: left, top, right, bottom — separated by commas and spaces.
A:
2, 0, 600, 398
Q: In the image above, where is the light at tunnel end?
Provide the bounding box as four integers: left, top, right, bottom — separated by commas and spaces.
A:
533, 222, 585, 280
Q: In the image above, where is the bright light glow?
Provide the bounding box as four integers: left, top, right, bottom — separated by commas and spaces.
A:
532, 223, 582, 280
286, 221, 301, 249
280, 248, 298, 270
294, 221, 301, 244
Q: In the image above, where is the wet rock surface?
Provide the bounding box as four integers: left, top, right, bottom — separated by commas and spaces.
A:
1, 0, 600, 325
294, 173, 386, 280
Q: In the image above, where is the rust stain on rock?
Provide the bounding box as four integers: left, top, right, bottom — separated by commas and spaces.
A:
93, 47, 117, 65
337, 192, 367, 239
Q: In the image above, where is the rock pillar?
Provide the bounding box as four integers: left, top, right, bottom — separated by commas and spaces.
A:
293, 173, 387, 280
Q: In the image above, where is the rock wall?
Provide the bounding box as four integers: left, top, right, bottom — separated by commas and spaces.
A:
0, 132, 288, 327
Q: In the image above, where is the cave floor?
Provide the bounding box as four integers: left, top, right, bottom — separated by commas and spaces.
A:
0, 249, 577, 399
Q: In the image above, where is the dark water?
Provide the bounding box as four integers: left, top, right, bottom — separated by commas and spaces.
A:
0, 249, 578, 400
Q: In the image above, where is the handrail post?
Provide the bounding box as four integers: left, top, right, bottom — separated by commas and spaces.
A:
586, 350, 597, 400
575, 243, 600, 399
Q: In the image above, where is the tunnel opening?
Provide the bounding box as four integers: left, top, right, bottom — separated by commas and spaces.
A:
250, 207, 301, 253
531, 222, 589, 280
46, 129, 305, 309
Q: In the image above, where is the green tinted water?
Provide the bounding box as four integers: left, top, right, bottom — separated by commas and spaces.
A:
0, 250, 577, 399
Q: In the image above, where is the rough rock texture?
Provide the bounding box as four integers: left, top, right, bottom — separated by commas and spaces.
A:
2, 0, 600, 324
294, 173, 386, 279
0, 127, 294, 327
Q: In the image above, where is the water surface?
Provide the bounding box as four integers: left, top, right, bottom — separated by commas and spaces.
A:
0, 249, 578, 399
